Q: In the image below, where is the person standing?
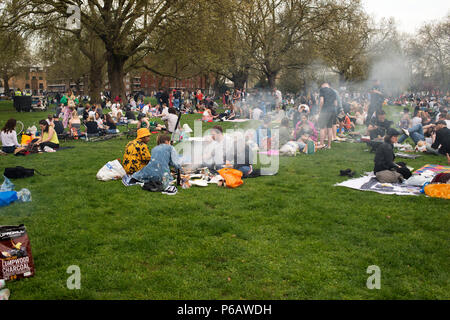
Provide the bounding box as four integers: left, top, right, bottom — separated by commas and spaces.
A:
318, 82, 337, 149
160, 90, 169, 107
366, 80, 384, 124
274, 87, 282, 109
331, 87, 342, 140
196, 89, 204, 105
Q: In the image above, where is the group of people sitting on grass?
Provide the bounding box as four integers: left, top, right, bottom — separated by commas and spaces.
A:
0, 117, 61, 154
373, 121, 450, 183
121, 124, 259, 195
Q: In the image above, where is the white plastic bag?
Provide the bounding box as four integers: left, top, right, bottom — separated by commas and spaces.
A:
43, 146, 56, 153
27, 125, 38, 136
280, 141, 299, 156
96, 160, 127, 181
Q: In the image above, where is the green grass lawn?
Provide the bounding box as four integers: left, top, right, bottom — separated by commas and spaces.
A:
0, 100, 449, 299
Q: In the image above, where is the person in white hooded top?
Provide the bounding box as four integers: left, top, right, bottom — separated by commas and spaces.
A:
1, 119, 20, 154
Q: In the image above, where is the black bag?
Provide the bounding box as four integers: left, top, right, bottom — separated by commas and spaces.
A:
142, 180, 164, 192
25, 139, 40, 153
4, 166, 35, 179
395, 163, 412, 179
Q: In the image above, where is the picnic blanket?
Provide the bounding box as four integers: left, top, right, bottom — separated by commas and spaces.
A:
414, 164, 450, 175
395, 152, 421, 160
223, 119, 250, 123
335, 174, 422, 196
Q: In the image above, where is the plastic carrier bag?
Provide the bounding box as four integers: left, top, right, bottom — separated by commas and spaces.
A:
218, 168, 244, 188
96, 159, 127, 181
21, 134, 32, 146
424, 184, 450, 200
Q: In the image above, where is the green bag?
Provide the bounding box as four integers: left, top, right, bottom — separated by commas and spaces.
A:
306, 140, 315, 154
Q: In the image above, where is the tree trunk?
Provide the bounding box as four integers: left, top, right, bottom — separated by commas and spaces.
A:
107, 52, 128, 101
338, 72, 346, 88
232, 73, 248, 89
89, 63, 103, 104
2, 75, 10, 94
267, 71, 278, 89
75, 79, 81, 96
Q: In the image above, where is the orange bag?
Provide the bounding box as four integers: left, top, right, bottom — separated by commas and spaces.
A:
424, 184, 450, 200
21, 134, 32, 145
218, 168, 244, 188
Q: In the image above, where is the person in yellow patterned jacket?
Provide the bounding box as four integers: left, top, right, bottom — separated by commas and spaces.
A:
122, 128, 152, 174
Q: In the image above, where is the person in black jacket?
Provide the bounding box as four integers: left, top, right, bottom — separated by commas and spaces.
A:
429, 120, 450, 164
368, 110, 392, 140
366, 80, 384, 124
373, 128, 404, 183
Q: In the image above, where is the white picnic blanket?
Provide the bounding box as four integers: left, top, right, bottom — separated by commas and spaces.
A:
335, 173, 423, 196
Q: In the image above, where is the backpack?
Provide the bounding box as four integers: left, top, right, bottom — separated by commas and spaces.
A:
4, 166, 35, 179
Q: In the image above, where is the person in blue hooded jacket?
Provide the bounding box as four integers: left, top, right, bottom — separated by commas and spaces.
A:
131, 134, 181, 195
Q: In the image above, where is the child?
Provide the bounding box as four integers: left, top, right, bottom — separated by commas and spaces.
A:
337, 111, 354, 135
415, 140, 427, 153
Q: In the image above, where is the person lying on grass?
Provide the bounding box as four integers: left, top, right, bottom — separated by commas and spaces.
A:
137, 113, 166, 131
122, 128, 152, 175
130, 134, 181, 195
35, 120, 60, 151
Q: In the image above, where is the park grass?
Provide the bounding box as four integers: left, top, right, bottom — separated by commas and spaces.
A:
0, 100, 449, 300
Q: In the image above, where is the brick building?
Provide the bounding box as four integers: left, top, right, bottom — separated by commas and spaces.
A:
139, 72, 214, 95
2, 66, 47, 95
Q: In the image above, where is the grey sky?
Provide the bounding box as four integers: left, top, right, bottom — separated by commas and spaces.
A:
363, 0, 449, 34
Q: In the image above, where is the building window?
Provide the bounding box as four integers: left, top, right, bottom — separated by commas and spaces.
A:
25, 73, 29, 80
32, 76, 37, 80
25, 84, 30, 89
39, 83, 44, 89
39, 77, 43, 80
